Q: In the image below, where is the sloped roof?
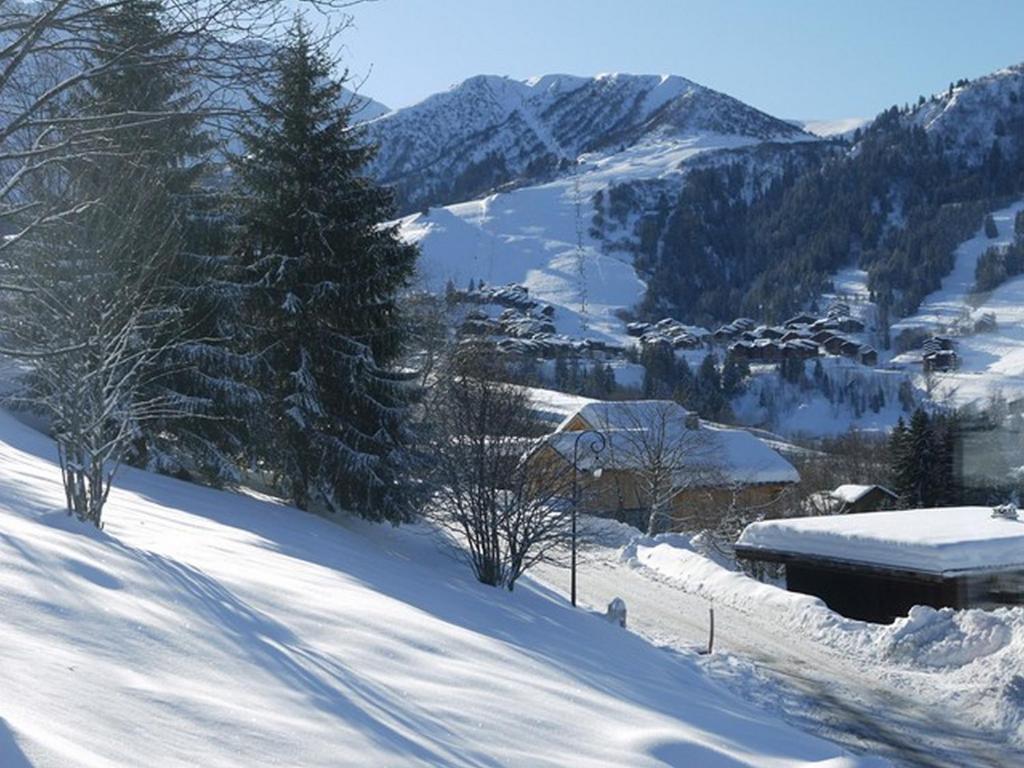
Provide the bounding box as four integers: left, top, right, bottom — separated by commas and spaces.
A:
830, 484, 896, 505
556, 400, 691, 433
545, 408, 799, 488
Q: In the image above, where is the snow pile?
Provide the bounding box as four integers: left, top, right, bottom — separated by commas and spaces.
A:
0, 412, 879, 768
882, 605, 1015, 668
623, 534, 873, 655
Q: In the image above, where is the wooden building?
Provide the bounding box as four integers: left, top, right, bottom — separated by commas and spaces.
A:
828, 484, 897, 514
532, 400, 799, 531
736, 507, 1024, 623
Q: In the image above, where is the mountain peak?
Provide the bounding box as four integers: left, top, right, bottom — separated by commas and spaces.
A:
366, 71, 810, 213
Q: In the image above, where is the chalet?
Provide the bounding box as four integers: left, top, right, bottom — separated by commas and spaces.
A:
670, 332, 701, 350
780, 330, 810, 343
809, 318, 840, 333
712, 325, 738, 343
810, 330, 836, 345
823, 335, 848, 355
531, 400, 799, 531
754, 326, 785, 340
828, 484, 897, 514
835, 317, 866, 334
626, 321, 651, 337
728, 341, 755, 361
736, 506, 1024, 623
838, 339, 862, 358
826, 301, 851, 318
782, 339, 819, 360
859, 346, 878, 367
924, 349, 957, 372
784, 312, 818, 329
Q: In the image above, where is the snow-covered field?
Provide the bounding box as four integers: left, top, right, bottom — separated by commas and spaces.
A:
0, 411, 882, 767
534, 524, 1024, 767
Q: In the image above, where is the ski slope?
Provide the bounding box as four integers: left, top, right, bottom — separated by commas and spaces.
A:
891, 198, 1024, 406
0, 412, 877, 768
402, 134, 761, 344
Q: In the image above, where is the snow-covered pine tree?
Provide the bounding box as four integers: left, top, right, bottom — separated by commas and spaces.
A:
78, 0, 260, 484
235, 20, 419, 520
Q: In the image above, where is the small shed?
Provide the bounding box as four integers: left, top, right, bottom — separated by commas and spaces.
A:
829, 484, 897, 514
736, 507, 1024, 623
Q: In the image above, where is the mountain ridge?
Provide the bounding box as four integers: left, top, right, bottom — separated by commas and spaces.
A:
366, 71, 813, 213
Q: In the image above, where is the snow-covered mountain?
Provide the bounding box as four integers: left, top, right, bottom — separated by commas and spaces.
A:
368, 73, 811, 213
907, 63, 1024, 164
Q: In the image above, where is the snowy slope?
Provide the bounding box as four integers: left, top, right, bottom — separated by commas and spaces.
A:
908, 63, 1024, 165
0, 412, 877, 768
369, 72, 812, 212
891, 197, 1024, 406
403, 133, 773, 345
790, 118, 868, 138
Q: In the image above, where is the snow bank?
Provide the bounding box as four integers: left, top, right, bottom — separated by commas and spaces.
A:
0, 412, 877, 767
623, 531, 1024, 748
883, 605, 1015, 668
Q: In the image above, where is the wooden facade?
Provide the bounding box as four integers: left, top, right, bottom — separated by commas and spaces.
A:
735, 547, 1024, 623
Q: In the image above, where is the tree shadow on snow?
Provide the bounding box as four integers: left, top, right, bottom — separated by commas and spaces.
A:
0, 719, 33, 768
110, 471, 854, 766
110, 540, 499, 768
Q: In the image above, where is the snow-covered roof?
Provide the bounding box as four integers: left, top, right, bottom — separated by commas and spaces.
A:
830, 484, 895, 505
555, 400, 691, 433
737, 507, 1024, 575
543, 422, 799, 488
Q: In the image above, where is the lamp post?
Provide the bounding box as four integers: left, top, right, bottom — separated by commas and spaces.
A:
571, 429, 606, 607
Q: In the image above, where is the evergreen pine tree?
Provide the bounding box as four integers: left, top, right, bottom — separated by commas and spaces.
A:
70, 0, 260, 483
236, 21, 418, 519
889, 416, 912, 506
906, 408, 933, 507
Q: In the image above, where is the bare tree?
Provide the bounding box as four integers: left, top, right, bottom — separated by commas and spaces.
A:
425, 350, 576, 590
3, 169, 187, 526
0, 0, 364, 253
599, 402, 722, 535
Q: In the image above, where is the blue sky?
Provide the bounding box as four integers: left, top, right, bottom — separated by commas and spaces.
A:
329, 0, 1024, 119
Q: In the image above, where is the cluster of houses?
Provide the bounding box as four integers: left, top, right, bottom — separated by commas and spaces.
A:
628, 302, 880, 368
455, 284, 626, 359
625, 318, 707, 350
724, 303, 877, 367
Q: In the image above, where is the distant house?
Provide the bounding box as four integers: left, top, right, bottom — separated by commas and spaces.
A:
735, 506, 1024, 623
828, 484, 897, 514
823, 335, 848, 355
835, 317, 866, 334
924, 349, 957, 372
859, 346, 878, 367
531, 400, 799, 531
784, 312, 818, 328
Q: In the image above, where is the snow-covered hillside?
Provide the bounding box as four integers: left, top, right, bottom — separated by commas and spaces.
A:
0, 412, 880, 767
890, 198, 1024, 406
908, 63, 1024, 164
369, 72, 812, 213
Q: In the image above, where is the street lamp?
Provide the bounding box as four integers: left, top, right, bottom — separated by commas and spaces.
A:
571, 429, 606, 607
